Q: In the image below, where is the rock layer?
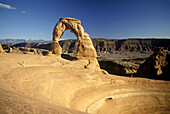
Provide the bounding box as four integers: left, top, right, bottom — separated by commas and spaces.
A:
50, 17, 97, 59
59, 39, 170, 53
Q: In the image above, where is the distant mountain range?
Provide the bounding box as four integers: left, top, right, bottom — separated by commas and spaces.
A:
1, 38, 170, 44
0, 39, 51, 43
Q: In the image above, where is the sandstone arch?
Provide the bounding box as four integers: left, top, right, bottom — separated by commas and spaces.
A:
50, 17, 97, 59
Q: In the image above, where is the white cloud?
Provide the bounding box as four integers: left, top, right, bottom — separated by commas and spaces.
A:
0, 3, 16, 9
34, 33, 45, 35
21, 11, 26, 14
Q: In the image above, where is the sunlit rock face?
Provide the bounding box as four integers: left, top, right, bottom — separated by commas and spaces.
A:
50, 17, 97, 59
0, 44, 5, 53
137, 47, 170, 80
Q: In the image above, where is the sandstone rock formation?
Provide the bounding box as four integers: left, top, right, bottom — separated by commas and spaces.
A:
0, 44, 5, 53
0, 53, 170, 113
7, 46, 12, 53
137, 47, 170, 80
50, 17, 97, 59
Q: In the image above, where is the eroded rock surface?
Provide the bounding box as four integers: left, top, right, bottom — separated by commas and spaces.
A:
0, 53, 169, 114
0, 44, 5, 53
137, 47, 170, 80
50, 17, 97, 59
7, 47, 13, 53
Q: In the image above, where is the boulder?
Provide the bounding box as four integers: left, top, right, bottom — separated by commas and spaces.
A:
23, 51, 34, 55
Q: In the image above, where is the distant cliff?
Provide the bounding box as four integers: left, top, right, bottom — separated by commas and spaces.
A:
59, 38, 170, 53
1, 38, 170, 53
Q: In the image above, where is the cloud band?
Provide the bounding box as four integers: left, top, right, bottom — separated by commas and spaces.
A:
0, 3, 16, 9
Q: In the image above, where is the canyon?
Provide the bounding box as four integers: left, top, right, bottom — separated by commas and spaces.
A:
1, 38, 169, 53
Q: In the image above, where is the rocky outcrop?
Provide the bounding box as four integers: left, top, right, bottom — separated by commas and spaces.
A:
50, 17, 97, 59
0, 44, 5, 53
137, 47, 170, 80
7, 47, 13, 53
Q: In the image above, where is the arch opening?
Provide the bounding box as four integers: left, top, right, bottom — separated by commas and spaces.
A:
60, 30, 77, 40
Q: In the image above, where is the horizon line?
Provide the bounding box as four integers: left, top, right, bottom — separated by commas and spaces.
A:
0, 37, 170, 40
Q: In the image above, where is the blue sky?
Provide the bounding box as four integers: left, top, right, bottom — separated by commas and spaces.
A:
0, 0, 170, 40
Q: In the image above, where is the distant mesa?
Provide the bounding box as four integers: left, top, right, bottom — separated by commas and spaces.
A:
49, 17, 97, 59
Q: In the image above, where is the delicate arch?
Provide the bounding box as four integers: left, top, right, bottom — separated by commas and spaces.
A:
50, 17, 97, 59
